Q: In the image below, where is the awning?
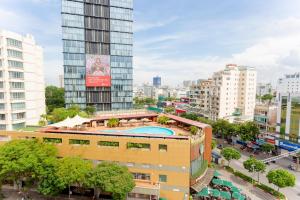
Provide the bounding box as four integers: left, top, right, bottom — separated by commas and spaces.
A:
222, 180, 233, 188
232, 192, 241, 199
210, 189, 220, 198
220, 191, 231, 200
197, 187, 209, 197
213, 170, 221, 177
191, 168, 214, 192
231, 186, 241, 193
212, 178, 223, 185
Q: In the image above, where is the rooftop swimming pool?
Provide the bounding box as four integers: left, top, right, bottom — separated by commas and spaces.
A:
101, 126, 175, 136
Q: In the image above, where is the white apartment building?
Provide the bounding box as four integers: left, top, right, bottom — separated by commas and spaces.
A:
211, 64, 257, 121
277, 73, 300, 94
0, 30, 45, 130
257, 83, 273, 97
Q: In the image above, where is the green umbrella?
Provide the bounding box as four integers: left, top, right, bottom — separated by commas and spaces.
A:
220, 191, 231, 200
212, 178, 223, 185
238, 195, 246, 200
232, 192, 241, 199
197, 187, 209, 197
231, 186, 241, 193
214, 170, 221, 177
210, 189, 220, 198
222, 180, 233, 187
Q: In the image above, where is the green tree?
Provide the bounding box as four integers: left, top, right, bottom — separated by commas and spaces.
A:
85, 106, 96, 116
190, 126, 199, 135
238, 121, 260, 142
211, 139, 217, 150
0, 139, 58, 194
157, 116, 169, 125
267, 169, 296, 192
107, 118, 120, 128
57, 157, 93, 198
47, 105, 89, 123
45, 86, 65, 113
88, 162, 135, 200
261, 94, 274, 104
221, 147, 241, 166
243, 157, 266, 182
261, 143, 275, 154
180, 113, 198, 121
164, 106, 175, 114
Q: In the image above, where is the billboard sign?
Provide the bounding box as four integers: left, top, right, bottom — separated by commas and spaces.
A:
86, 55, 111, 87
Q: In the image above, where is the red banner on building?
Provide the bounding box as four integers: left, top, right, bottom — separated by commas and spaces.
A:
86, 55, 111, 87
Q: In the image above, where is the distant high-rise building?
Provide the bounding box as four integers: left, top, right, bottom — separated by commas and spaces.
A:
0, 30, 45, 130
59, 74, 64, 88
277, 73, 300, 94
153, 76, 161, 87
62, 0, 133, 111
183, 80, 192, 88
257, 83, 273, 96
276, 73, 300, 142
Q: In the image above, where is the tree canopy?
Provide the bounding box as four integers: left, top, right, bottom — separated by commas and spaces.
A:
46, 86, 65, 113
88, 162, 135, 200
57, 157, 93, 198
47, 105, 89, 123
238, 121, 260, 142
243, 157, 266, 182
221, 147, 241, 166
267, 169, 296, 191
0, 139, 58, 191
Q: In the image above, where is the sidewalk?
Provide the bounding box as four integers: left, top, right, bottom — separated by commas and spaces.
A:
218, 168, 276, 200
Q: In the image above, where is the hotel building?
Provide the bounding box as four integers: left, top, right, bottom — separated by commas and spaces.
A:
62, 0, 133, 111
0, 111, 212, 200
0, 30, 45, 130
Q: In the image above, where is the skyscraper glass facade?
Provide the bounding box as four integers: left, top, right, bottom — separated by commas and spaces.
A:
62, 0, 133, 111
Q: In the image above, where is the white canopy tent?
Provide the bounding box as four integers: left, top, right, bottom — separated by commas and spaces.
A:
49, 115, 91, 128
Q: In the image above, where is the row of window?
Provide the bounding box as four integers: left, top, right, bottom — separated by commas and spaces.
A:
44, 137, 168, 152
132, 172, 167, 183
7, 49, 23, 59
0, 112, 26, 121
7, 38, 22, 49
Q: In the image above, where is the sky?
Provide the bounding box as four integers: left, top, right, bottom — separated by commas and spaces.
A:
1, 0, 300, 86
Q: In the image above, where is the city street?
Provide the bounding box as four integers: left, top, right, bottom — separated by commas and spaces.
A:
229, 151, 300, 200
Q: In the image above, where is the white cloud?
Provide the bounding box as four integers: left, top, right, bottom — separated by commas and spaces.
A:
134, 17, 300, 86
134, 16, 179, 32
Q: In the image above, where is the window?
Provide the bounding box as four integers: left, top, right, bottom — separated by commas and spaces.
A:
9, 71, 24, 79
0, 114, 5, 120
12, 112, 25, 120
69, 139, 90, 145
11, 102, 25, 111
159, 144, 167, 152
43, 138, 63, 144
8, 60, 23, 68
7, 49, 23, 59
127, 142, 150, 150
12, 122, 25, 130
0, 93, 4, 99
7, 38, 22, 49
132, 173, 150, 180
11, 92, 25, 100
98, 141, 119, 147
10, 82, 24, 89
159, 175, 167, 183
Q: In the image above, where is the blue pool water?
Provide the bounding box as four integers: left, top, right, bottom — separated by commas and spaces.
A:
102, 126, 175, 136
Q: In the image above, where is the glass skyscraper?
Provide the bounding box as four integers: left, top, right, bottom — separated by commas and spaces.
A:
62, 0, 133, 111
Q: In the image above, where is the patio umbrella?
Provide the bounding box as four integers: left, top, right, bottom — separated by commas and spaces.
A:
220, 191, 231, 200
232, 192, 241, 199
129, 119, 138, 123
141, 118, 151, 122
197, 187, 209, 197
238, 195, 246, 200
222, 180, 233, 188
210, 189, 220, 198
167, 120, 176, 124
212, 178, 223, 185
230, 186, 241, 193
213, 170, 221, 177
120, 119, 128, 123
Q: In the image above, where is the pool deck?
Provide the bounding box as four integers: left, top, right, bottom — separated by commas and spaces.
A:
88, 122, 191, 136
